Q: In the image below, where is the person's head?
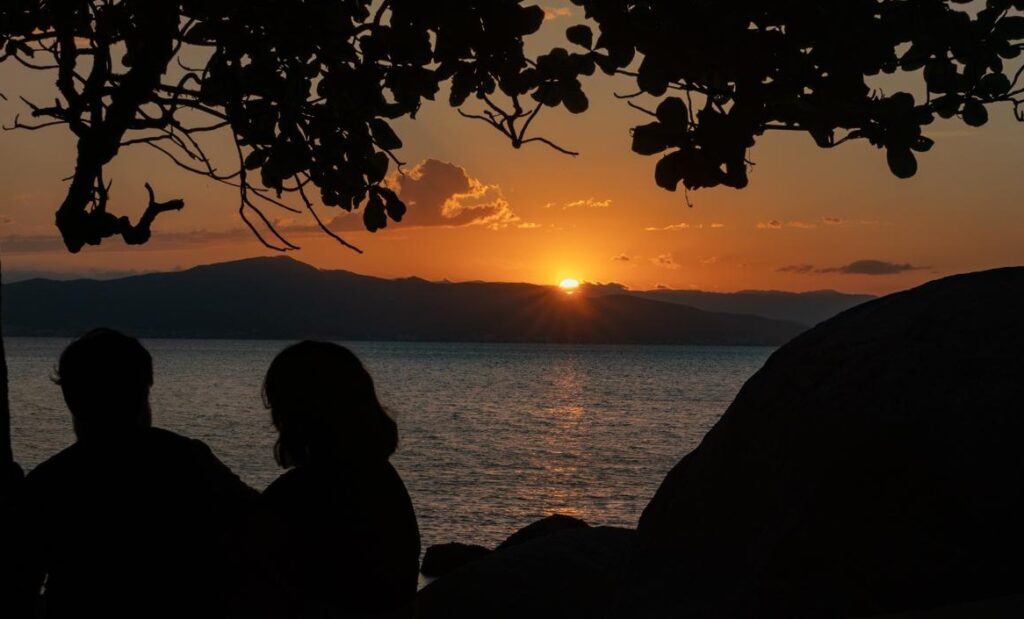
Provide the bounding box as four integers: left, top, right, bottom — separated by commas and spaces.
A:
263, 341, 397, 468
55, 328, 154, 439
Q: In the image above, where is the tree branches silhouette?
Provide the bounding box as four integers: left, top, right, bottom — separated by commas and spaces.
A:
1, 0, 1023, 252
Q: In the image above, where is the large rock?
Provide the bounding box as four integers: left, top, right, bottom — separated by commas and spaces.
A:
634, 267, 1024, 617
417, 525, 636, 618
420, 542, 492, 579
497, 514, 590, 550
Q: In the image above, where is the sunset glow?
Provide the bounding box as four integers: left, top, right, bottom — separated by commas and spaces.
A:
0, 1, 1021, 296
559, 278, 581, 293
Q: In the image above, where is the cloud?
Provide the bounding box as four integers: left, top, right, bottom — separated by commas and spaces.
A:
760, 217, 887, 230
758, 219, 818, 230
563, 198, 612, 209
777, 264, 816, 274
612, 254, 631, 262
645, 221, 724, 231
581, 281, 629, 294
653, 222, 690, 231
818, 260, 927, 275
651, 254, 680, 270
778, 260, 927, 276
542, 6, 572, 20
699, 256, 720, 266
332, 159, 526, 231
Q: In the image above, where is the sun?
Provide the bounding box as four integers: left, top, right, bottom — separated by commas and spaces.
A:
559, 278, 581, 294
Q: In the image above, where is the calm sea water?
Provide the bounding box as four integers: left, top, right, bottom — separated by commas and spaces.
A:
7, 338, 772, 550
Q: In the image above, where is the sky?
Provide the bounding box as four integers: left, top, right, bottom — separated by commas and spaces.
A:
1, 2, 1022, 294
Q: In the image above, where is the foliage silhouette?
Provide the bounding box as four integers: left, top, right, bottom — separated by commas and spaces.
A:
1, 0, 1023, 252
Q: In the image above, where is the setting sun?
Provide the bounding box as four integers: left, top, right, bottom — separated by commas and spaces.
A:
559, 278, 581, 294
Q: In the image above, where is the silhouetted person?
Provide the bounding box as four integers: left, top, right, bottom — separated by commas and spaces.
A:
1, 328, 257, 618
243, 341, 420, 618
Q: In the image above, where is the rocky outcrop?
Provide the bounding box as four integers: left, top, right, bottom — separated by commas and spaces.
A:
420, 542, 491, 579
417, 525, 636, 618
634, 267, 1024, 617
496, 514, 590, 550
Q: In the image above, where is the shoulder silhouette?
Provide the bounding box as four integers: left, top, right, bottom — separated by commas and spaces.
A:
239, 341, 420, 618
1, 328, 257, 619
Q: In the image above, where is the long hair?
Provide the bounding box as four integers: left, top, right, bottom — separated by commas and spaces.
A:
263, 341, 397, 468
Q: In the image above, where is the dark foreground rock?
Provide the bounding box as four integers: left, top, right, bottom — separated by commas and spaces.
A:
417, 526, 636, 618
497, 514, 590, 550
633, 267, 1024, 617
859, 594, 1024, 618
420, 542, 492, 578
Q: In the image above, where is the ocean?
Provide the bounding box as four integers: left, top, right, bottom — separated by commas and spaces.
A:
7, 337, 772, 550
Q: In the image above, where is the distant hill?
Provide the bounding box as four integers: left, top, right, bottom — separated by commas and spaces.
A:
1, 257, 806, 346
590, 288, 874, 327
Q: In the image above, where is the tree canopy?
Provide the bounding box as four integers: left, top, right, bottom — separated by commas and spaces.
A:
1, 0, 1023, 252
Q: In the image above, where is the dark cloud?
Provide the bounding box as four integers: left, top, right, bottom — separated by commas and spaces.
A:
777, 264, 816, 274
329, 159, 521, 231
651, 254, 680, 270
612, 254, 631, 262
779, 260, 927, 276
581, 282, 629, 294
819, 260, 926, 275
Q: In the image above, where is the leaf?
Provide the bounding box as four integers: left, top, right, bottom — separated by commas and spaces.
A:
243, 150, 268, 170
995, 15, 1024, 40
365, 152, 390, 184
532, 83, 562, 107
655, 151, 686, 191
932, 94, 961, 119
911, 136, 935, 153
363, 192, 387, 232
656, 98, 688, 130
518, 5, 546, 35
369, 118, 403, 150
979, 72, 1011, 96
886, 147, 918, 179
962, 100, 989, 127
382, 188, 407, 222
566, 25, 594, 49
562, 88, 589, 114
637, 56, 670, 97
632, 122, 673, 156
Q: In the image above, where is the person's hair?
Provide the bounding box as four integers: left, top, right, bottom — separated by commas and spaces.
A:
54, 328, 153, 437
263, 341, 398, 468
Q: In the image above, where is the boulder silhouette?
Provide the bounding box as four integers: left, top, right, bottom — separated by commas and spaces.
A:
421, 543, 492, 579
635, 267, 1024, 617
417, 526, 636, 618
497, 514, 590, 550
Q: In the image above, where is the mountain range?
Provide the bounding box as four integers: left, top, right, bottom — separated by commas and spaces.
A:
1, 257, 871, 345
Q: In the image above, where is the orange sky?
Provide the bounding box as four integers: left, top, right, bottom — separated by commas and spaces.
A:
1, 1, 1023, 294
